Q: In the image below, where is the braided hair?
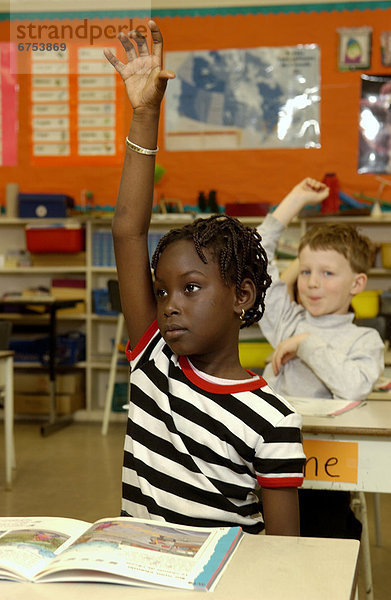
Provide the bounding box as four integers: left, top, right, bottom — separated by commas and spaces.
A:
151, 215, 271, 328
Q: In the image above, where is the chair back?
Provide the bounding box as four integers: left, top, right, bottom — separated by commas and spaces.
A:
108, 280, 122, 313
354, 316, 386, 340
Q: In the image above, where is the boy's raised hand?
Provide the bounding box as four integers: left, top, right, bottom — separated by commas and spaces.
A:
104, 20, 175, 112
292, 177, 330, 206
273, 177, 330, 226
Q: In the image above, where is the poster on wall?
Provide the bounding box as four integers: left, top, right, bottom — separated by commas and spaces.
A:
164, 45, 320, 151
337, 27, 372, 71
9, 8, 150, 165
0, 43, 18, 166
381, 31, 391, 66
29, 46, 123, 166
358, 74, 391, 174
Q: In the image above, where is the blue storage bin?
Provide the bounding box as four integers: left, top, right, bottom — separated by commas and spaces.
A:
92, 289, 118, 315
92, 231, 115, 267
39, 332, 86, 366
9, 338, 42, 362
10, 332, 85, 365
18, 194, 74, 218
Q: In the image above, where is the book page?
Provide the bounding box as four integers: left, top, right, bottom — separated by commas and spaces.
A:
287, 397, 362, 417
0, 516, 89, 581
37, 517, 243, 591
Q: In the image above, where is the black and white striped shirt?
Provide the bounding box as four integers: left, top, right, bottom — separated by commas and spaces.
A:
122, 321, 305, 534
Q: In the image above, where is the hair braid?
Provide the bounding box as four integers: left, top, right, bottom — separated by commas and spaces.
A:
151, 215, 271, 328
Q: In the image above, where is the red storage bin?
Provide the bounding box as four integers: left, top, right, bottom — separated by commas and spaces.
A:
25, 224, 85, 253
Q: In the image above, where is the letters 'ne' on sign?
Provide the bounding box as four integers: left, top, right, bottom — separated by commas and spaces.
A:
303, 439, 359, 483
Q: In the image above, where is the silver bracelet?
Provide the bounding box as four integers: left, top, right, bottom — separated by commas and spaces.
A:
125, 137, 159, 155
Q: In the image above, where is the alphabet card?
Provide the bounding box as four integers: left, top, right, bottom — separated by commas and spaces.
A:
303, 439, 358, 484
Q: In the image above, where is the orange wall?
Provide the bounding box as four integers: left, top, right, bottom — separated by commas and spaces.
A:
2, 7, 391, 210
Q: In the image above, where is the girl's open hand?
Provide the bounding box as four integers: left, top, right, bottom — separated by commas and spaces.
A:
103, 20, 175, 112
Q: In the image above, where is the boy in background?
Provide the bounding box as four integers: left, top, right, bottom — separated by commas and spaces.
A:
257, 177, 384, 538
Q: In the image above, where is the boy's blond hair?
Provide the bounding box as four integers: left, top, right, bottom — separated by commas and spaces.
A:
298, 223, 376, 274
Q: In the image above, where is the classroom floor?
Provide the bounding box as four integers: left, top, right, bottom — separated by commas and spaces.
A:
0, 420, 390, 600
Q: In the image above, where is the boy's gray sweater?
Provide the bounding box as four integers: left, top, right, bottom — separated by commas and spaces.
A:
257, 214, 384, 401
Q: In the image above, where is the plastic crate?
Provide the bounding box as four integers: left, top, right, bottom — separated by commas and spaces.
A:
9, 338, 42, 362
92, 289, 118, 315
19, 194, 74, 218
25, 224, 85, 253
92, 230, 115, 267
225, 203, 269, 217
112, 382, 129, 412
238, 340, 273, 369
39, 332, 86, 366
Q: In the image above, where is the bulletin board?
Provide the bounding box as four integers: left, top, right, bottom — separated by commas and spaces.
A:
0, 43, 18, 166
1, 4, 391, 210
28, 44, 124, 166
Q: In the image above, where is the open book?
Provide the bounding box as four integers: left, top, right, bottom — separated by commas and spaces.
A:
0, 516, 243, 591
287, 396, 362, 417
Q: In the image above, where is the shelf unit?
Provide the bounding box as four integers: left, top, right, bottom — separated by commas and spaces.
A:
0, 212, 390, 420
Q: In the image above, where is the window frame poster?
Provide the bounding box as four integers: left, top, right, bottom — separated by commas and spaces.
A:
29, 44, 124, 166
164, 45, 320, 151
358, 74, 391, 175
0, 43, 18, 166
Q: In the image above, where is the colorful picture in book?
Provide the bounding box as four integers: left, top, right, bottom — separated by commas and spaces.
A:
358, 74, 391, 174
73, 520, 209, 557
337, 27, 372, 70
0, 529, 69, 557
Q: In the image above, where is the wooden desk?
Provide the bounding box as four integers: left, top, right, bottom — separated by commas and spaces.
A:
0, 350, 14, 490
367, 390, 391, 400
302, 400, 391, 493
301, 400, 391, 600
0, 534, 359, 600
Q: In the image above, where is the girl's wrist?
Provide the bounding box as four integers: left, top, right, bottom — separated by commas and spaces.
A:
132, 106, 161, 121
128, 109, 160, 149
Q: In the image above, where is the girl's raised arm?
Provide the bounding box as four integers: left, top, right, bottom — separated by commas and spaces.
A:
104, 20, 175, 347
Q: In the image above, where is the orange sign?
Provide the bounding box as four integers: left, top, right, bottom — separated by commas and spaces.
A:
303, 439, 358, 483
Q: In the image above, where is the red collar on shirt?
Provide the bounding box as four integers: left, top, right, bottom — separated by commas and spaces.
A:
126, 320, 267, 394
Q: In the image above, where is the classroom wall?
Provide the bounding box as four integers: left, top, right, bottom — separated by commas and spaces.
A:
2, 4, 391, 209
